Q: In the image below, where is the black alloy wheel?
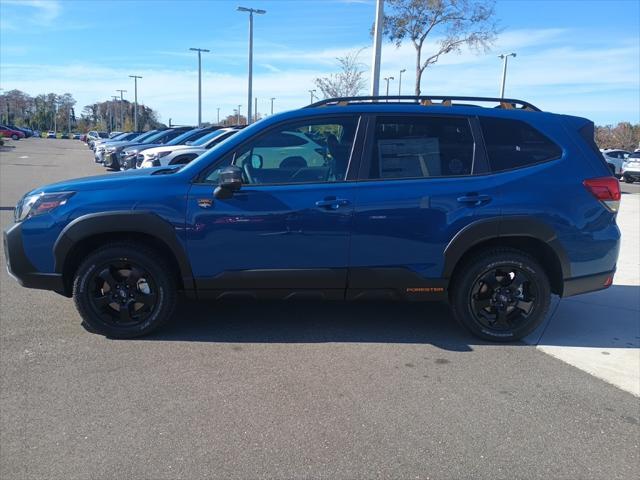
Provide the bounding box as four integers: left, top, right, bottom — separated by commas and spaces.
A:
73, 243, 177, 338
451, 249, 551, 341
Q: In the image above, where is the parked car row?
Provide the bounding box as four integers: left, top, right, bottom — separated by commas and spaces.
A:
91, 126, 242, 171
1, 125, 27, 140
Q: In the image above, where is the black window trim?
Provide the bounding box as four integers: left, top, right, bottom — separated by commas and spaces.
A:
357, 113, 486, 182
479, 115, 564, 174
193, 114, 365, 186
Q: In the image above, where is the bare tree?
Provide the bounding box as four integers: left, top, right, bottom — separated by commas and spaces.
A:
382, 0, 499, 95
314, 49, 367, 99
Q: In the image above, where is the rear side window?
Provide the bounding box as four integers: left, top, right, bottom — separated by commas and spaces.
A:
480, 117, 562, 172
368, 116, 475, 179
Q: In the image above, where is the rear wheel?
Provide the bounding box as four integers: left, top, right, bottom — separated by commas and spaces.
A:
451, 249, 551, 342
11, 134, 19, 140
624, 175, 635, 184
73, 243, 177, 338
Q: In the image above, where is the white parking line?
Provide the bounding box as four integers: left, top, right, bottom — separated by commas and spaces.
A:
527, 193, 640, 396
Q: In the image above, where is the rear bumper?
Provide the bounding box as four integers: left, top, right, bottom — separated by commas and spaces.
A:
3, 223, 66, 295
562, 270, 615, 297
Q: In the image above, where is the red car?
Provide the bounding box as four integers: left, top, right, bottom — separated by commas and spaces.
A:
0, 125, 25, 140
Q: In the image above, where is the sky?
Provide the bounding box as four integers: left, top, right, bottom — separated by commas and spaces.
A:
0, 0, 638, 126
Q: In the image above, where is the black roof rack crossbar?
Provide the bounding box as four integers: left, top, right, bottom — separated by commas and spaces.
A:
306, 95, 541, 112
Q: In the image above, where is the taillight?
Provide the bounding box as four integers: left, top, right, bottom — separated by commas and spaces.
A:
583, 177, 621, 212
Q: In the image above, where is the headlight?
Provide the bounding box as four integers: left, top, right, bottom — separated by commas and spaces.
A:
15, 192, 75, 222
105, 146, 116, 153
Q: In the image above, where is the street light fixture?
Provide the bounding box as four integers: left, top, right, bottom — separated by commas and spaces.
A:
116, 89, 126, 130
237, 6, 266, 125
498, 53, 516, 99
217, 107, 220, 125
270, 97, 275, 115
309, 89, 317, 104
398, 69, 406, 95
129, 75, 142, 131
189, 48, 210, 127
383, 76, 394, 97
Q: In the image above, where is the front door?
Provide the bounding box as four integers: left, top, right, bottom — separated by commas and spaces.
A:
186, 115, 361, 297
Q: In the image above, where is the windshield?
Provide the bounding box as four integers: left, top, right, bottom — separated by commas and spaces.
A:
166, 128, 201, 146
192, 129, 231, 146
108, 132, 130, 141
629, 152, 640, 159
98, 132, 109, 138
128, 130, 157, 143
141, 130, 169, 144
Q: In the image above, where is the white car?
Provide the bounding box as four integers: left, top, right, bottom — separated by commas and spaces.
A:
601, 149, 631, 178
621, 152, 640, 183
139, 128, 239, 168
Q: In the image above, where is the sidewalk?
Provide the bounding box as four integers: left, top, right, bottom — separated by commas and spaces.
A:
527, 192, 640, 396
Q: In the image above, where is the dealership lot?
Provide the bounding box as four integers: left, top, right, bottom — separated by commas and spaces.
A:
1, 139, 638, 479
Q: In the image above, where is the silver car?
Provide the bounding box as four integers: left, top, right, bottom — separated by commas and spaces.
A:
621, 152, 640, 183
601, 149, 631, 178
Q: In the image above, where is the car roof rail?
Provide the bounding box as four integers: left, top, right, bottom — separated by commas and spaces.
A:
306, 95, 541, 112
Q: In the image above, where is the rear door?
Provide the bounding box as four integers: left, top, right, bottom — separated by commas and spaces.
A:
348, 114, 501, 298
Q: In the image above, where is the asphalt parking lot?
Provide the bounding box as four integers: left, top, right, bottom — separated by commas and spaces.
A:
1, 138, 638, 480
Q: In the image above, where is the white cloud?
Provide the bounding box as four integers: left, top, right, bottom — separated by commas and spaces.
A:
0, 28, 638, 125
2, 0, 61, 26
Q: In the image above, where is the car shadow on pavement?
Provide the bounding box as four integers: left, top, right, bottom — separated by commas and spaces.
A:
143, 299, 480, 351
138, 285, 640, 351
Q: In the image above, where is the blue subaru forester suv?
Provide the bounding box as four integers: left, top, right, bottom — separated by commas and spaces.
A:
4, 96, 621, 341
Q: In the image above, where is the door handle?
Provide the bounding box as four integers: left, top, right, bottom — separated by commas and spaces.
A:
315, 198, 351, 210
457, 194, 492, 206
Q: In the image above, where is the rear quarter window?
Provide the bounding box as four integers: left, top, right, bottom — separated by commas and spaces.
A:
479, 117, 562, 172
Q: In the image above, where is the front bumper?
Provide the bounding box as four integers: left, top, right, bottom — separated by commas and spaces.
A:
3, 223, 66, 295
622, 167, 640, 181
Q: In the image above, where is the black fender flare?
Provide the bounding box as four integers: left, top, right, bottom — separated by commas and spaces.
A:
53, 211, 194, 289
442, 216, 571, 279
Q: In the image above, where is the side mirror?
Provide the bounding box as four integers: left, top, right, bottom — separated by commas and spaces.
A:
214, 165, 243, 199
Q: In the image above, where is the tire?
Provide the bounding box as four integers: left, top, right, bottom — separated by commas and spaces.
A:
11, 134, 18, 140
450, 248, 551, 342
73, 243, 177, 338
624, 176, 635, 184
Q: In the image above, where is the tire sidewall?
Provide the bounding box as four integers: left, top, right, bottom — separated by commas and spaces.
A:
453, 252, 551, 342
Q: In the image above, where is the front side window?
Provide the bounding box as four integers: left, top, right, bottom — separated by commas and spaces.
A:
480, 117, 562, 172
368, 116, 475, 179
205, 117, 358, 185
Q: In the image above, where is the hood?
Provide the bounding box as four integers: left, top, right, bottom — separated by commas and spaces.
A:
142, 145, 191, 156
26, 168, 172, 195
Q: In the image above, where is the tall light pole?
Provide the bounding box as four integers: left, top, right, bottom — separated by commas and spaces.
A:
189, 47, 210, 127
237, 6, 266, 125
217, 107, 220, 125
498, 53, 516, 99
398, 69, 406, 96
111, 96, 118, 131
237, 104, 241, 125
254, 97, 258, 121
383, 76, 394, 96
129, 75, 142, 130
309, 89, 317, 104
116, 89, 126, 130
370, 0, 384, 96
270, 97, 275, 115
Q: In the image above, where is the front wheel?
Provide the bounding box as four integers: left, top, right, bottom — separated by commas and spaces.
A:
73, 243, 177, 338
624, 176, 635, 184
450, 249, 551, 342
11, 134, 19, 140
